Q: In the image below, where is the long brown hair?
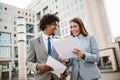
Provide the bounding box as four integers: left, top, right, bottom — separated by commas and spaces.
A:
70, 17, 88, 36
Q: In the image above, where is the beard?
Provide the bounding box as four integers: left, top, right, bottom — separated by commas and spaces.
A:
51, 30, 56, 36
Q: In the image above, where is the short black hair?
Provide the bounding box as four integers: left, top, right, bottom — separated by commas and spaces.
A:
39, 13, 59, 31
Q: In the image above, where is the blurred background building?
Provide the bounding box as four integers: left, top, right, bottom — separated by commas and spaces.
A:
0, 0, 120, 80
0, 2, 36, 80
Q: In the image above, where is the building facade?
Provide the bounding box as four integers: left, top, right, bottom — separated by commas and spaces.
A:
0, 0, 120, 80
0, 2, 36, 80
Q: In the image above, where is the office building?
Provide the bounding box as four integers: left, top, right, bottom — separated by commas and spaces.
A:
0, 2, 35, 80
0, 0, 120, 79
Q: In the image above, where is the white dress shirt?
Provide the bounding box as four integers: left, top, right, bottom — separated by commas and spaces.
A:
41, 32, 53, 54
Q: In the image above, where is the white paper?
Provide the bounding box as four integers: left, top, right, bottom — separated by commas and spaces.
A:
46, 56, 67, 77
53, 36, 79, 58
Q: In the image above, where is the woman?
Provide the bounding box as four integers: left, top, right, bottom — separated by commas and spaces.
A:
61, 17, 102, 80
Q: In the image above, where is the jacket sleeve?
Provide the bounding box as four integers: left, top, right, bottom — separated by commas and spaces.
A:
84, 35, 100, 63
26, 39, 38, 73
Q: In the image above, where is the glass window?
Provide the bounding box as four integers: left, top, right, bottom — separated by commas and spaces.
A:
0, 5, 2, 10
55, 27, 60, 36
33, 15, 34, 18
70, 2, 73, 7
55, 12, 58, 16
26, 18, 28, 21
0, 32, 11, 44
18, 11, 20, 14
0, 18, 2, 22
29, 13, 31, 17
80, 4, 84, 10
26, 24, 34, 33
0, 25, 2, 29
98, 48, 117, 72
2, 71, 9, 79
0, 65, 2, 70
62, 30, 65, 35
29, 19, 31, 22
37, 12, 41, 21
0, 63, 9, 70
14, 40, 16, 44
14, 27, 16, 31
66, 5, 69, 9
37, 24, 41, 32
81, 12, 86, 19
74, 0, 78, 4
26, 13, 28, 16
14, 47, 18, 58
0, 12, 2, 16
0, 46, 11, 58
33, 19, 35, 23
98, 56, 112, 70
27, 35, 34, 44
43, 6, 48, 14
4, 13, 7, 16
79, 0, 83, 2
38, 27, 41, 32
14, 21, 16, 25
55, 0, 57, 2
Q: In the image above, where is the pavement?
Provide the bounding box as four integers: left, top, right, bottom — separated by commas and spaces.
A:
99, 72, 120, 80
14, 72, 120, 80
66, 72, 120, 80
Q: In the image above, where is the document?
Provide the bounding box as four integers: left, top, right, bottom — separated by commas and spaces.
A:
46, 56, 67, 77
53, 36, 79, 58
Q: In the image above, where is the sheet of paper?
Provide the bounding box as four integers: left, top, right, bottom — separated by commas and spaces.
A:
46, 56, 67, 77
53, 36, 79, 58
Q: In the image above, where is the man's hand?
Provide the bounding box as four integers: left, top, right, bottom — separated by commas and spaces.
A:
36, 64, 54, 71
59, 58, 69, 63
59, 72, 68, 80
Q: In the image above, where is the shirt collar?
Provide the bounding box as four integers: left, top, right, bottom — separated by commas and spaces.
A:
42, 31, 52, 40
77, 34, 83, 39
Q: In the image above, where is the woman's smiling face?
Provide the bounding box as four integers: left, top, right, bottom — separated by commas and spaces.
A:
70, 21, 80, 36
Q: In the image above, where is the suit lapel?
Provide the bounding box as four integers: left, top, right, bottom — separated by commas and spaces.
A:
38, 35, 48, 55
37, 34, 57, 56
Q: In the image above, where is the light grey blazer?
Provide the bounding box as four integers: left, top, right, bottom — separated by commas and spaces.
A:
26, 34, 59, 80
67, 34, 102, 80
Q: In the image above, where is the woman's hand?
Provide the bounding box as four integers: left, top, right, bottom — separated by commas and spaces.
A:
72, 48, 85, 58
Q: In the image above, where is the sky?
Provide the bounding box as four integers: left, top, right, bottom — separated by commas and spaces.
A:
0, 0, 120, 38
104, 0, 120, 38
0, 0, 33, 8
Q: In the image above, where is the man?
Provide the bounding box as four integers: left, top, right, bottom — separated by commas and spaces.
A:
26, 13, 60, 80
